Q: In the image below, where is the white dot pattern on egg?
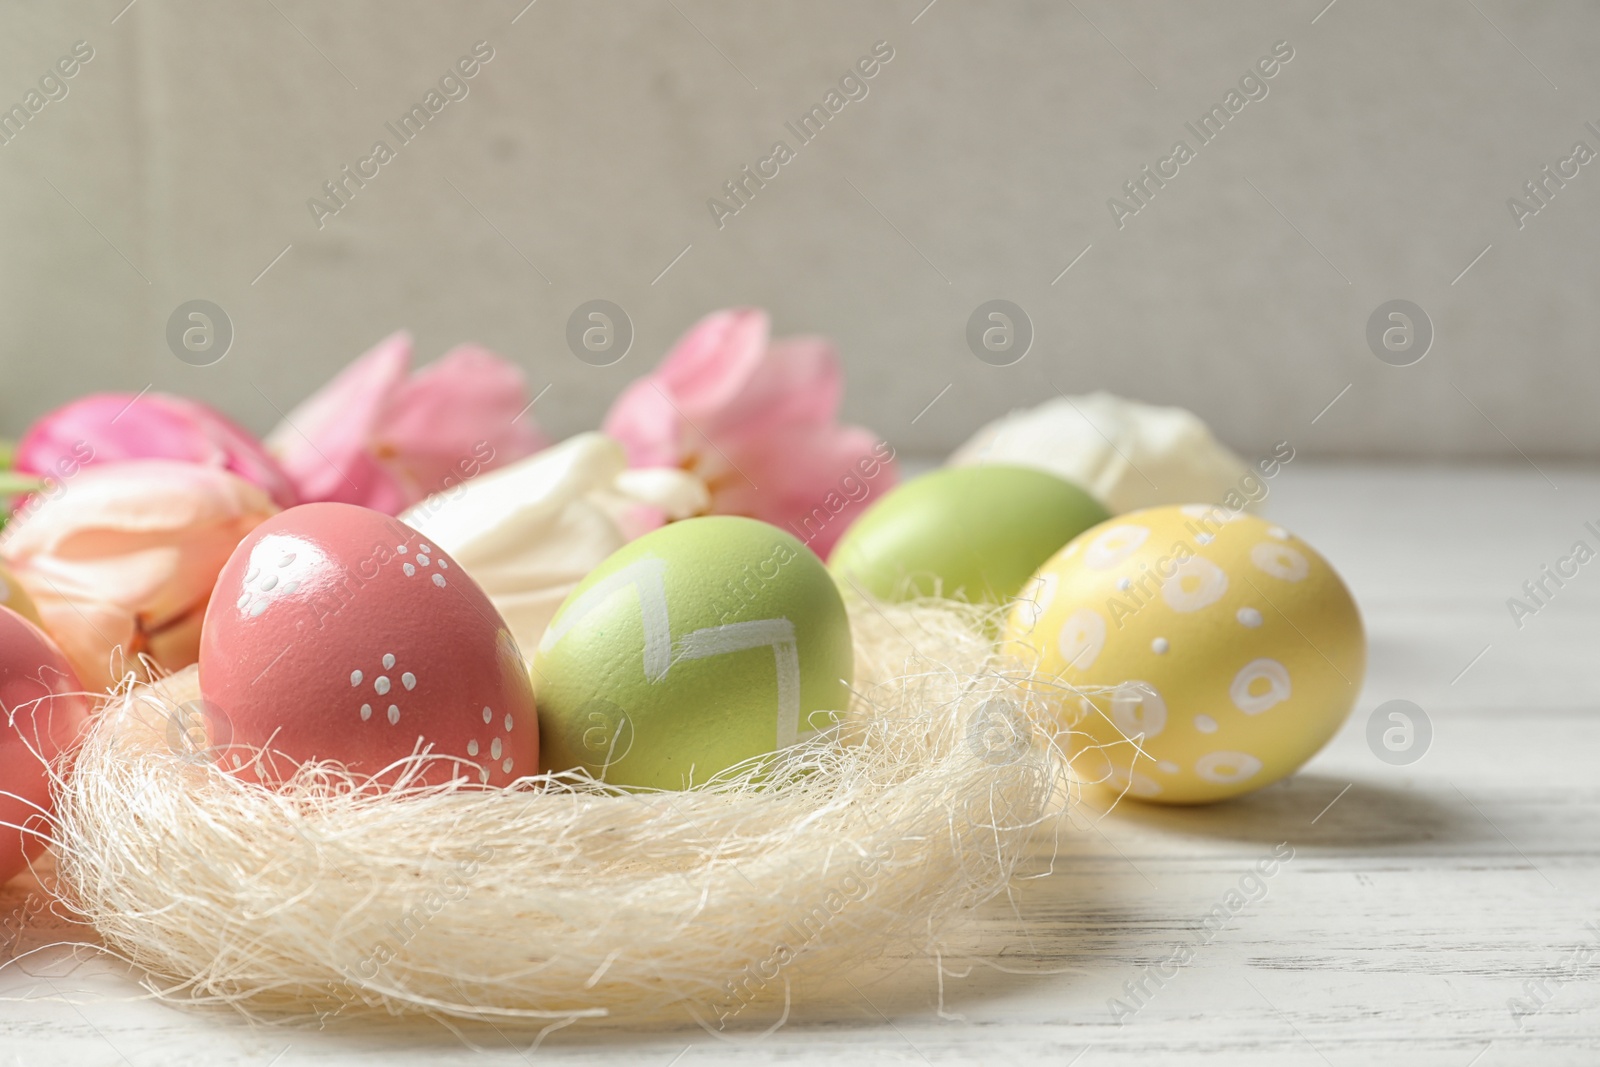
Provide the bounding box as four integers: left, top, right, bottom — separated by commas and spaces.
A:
1110, 682, 1166, 739
352, 654, 422, 724
236, 536, 321, 617
1057, 609, 1106, 670
1231, 658, 1291, 714
1162, 556, 1228, 612
1251, 542, 1309, 582
1085, 525, 1150, 570
1194, 750, 1264, 784
1006, 505, 1365, 804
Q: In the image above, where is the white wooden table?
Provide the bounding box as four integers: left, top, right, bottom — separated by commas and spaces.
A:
3, 463, 1596, 1065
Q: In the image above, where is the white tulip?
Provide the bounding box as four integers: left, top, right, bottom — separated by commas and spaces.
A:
947, 392, 1250, 514
401, 433, 707, 655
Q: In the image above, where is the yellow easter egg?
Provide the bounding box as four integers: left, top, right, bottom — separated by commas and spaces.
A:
1003, 505, 1365, 804
0, 562, 42, 628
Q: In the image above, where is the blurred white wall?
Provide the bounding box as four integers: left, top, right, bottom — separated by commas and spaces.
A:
0, 0, 1594, 460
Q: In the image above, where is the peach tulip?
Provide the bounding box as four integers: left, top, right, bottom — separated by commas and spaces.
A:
266, 331, 547, 515
0, 461, 277, 691
602, 308, 896, 555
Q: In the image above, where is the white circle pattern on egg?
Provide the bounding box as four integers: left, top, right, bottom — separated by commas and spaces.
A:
1084, 525, 1150, 570
1057, 609, 1106, 670
1231, 658, 1292, 714
1194, 750, 1264, 784
1110, 682, 1166, 739
1251, 542, 1309, 582
1009, 505, 1365, 805
1161, 556, 1229, 612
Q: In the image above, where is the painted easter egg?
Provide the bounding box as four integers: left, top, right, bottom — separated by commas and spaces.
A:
0, 605, 91, 885
535, 516, 853, 790
199, 502, 537, 787
0, 561, 42, 627
828, 465, 1109, 604
1004, 505, 1365, 804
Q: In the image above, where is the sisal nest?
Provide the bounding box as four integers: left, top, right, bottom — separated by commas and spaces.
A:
46, 596, 1075, 1030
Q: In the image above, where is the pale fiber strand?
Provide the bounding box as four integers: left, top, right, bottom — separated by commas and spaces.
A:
48, 597, 1072, 1028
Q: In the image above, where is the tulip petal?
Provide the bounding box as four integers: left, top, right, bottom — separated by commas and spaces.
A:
0, 460, 277, 690
379, 344, 546, 504
266, 331, 411, 507
700, 334, 843, 443
710, 422, 897, 557
652, 308, 771, 419
15, 392, 299, 509
601, 377, 691, 469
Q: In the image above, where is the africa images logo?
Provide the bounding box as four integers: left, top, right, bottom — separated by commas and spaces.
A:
705, 41, 895, 230
306, 41, 495, 229
1106, 40, 1294, 229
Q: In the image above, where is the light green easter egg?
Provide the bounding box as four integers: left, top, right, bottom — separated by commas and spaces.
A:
828, 465, 1111, 604
534, 516, 854, 790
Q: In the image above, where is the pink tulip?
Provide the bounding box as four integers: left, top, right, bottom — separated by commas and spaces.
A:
265, 331, 547, 515
13, 392, 298, 509
602, 308, 897, 556
0, 460, 278, 692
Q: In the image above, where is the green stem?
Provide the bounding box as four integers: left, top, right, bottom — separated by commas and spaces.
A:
0, 472, 42, 496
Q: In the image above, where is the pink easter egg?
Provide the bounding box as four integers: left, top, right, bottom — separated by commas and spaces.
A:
198, 502, 537, 787
0, 606, 91, 886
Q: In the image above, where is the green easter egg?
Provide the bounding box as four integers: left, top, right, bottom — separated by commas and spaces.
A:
828, 465, 1110, 604
534, 516, 853, 790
